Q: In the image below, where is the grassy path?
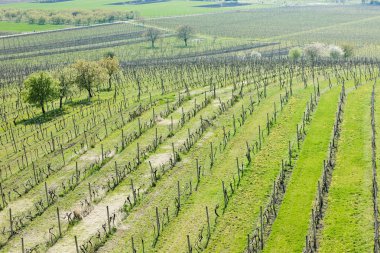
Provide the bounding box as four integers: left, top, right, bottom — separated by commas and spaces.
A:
263, 84, 345, 253
203, 81, 332, 252
376, 81, 380, 216
318, 83, 373, 252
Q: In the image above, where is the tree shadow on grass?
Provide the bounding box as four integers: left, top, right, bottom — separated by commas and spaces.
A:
143, 46, 161, 50
18, 108, 67, 126
18, 98, 95, 126
174, 45, 195, 49
65, 98, 92, 107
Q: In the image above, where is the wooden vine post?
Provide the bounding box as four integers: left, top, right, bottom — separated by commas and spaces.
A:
107, 205, 111, 233
74, 235, 79, 253
57, 207, 62, 237
21, 237, 25, 253
9, 208, 13, 236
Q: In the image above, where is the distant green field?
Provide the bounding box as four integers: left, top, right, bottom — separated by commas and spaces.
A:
1, 0, 270, 17
148, 5, 380, 43
0, 0, 274, 32
0, 21, 68, 32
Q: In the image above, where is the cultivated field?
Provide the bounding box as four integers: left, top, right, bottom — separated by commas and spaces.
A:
1, 54, 379, 252
148, 5, 380, 57
0, 2, 380, 253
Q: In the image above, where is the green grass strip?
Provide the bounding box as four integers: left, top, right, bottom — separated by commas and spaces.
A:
263, 85, 343, 253
376, 82, 380, 209
203, 84, 323, 252
318, 83, 373, 252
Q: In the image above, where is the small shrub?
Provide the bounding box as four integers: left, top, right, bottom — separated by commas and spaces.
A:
250, 50, 262, 60
288, 47, 302, 61
38, 16, 46, 25
304, 42, 326, 61
341, 44, 354, 58
328, 45, 344, 60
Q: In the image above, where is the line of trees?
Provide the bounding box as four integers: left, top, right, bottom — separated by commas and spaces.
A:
22, 55, 120, 114
288, 43, 354, 61
143, 25, 194, 48
0, 9, 137, 26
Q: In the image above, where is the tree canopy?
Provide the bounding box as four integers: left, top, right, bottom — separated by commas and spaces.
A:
144, 28, 161, 48
99, 57, 120, 91
73, 60, 107, 99
288, 47, 303, 61
177, 25, 193, 47
54, 67, 76, 109
23, 71, 58, 114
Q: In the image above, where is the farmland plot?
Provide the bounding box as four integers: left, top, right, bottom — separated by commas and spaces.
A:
0, 55, 379, 253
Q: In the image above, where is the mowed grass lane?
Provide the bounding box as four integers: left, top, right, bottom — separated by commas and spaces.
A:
0, 21, 68, 32
263, 83, 346, 253
318, 83, 373, 252
204, 80, 333, 252
376, 81, 380, 209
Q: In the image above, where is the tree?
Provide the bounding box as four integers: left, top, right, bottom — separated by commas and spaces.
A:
341, 44, 354, 58
177, 25, 193, 47
73, 60, 106, 99
144, 28, 160, 48
28, 17, 36, 24
250, 50, 262, 60
304, 43, 325, 61
328, 45, 344, 60
54, 67, 76, 109
104, 51, 115, 59
288, 47, 302, 61
23, 72, 58, 114
38, 16, 46, 25
99, 57, 120, 91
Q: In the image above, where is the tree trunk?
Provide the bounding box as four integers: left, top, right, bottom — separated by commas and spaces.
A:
184, 39, 188, 47
108, 76, 112, 91
88, 89, 93, 99
152, 40, 155, 48
59, 96, 63, 109
41, 103, 46, 114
